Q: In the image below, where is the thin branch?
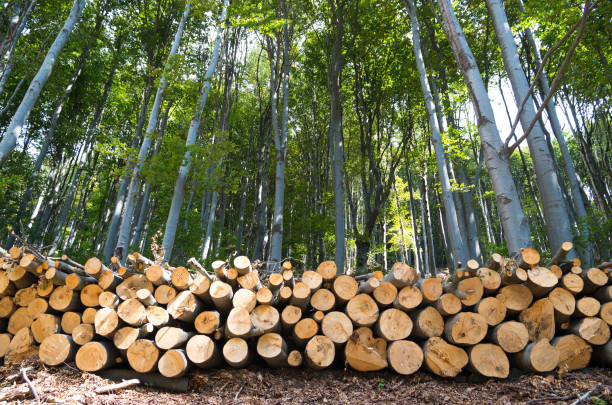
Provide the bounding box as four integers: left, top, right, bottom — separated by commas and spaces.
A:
21, 369, 40, 403
505, 0, 597, 156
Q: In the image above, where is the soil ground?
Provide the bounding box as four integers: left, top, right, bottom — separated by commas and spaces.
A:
1, 359, 610, 404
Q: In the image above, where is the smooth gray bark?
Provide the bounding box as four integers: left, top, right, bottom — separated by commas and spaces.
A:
162, 0, 228, 261
116, 3, 190, 256
406, 0, 467, 267
436, 0, 532, 255
0, 0, 87, 165
486, 0, 573, 256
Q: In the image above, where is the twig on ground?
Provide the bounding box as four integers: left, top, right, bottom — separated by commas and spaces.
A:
234, 383, 246, 402
21, 368, 40, 403
570, 383, 602, 405
95, 378, 140, 394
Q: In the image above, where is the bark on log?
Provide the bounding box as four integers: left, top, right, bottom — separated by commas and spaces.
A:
581, 267, 608, 294
84, 257, 109, 279
358, 277, 380, 294
98, 270, 123, 291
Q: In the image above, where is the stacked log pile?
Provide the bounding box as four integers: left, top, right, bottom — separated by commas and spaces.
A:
1, 242, 612, 380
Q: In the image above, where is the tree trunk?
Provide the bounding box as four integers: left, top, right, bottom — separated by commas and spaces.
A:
0, 0, 87, 165
162, 0, 228, 261
117, 3, 190, 256
486, 0, 573, 257
436, 0, 532, 255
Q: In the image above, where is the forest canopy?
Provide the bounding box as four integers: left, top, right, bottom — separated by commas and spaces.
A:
0, 0, 610, 274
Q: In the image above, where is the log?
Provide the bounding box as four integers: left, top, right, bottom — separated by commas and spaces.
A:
251, 304, 281, 334
409, 306, 444, 339
72, 323, 94, 345
345, 327, 387, 371
26, 297, 48, 318
209, 281, 233, 312
189, 273, 211, 301
475, 297, 506, 326
287, 350, 303, 367
290, 282, 311, 309
569, 317, 610, 345
117, 298, 147, 326
60, 312, 81, 334
257, 333, 289, 367
592, 340, 612, 367
519, 298, 555, 341
211, 260, 226, 280
37, 278, 54, 297
76, 341, 119, 371
477, 268, 502, 295
31, 313, 60, 343
19, 254, 40, 274
223, 337, 251, 368
64, 272, 97, 290
268, 273, 284, 292
501, 266, 528, 285
234, 256, 252, 276
393, 285, 423, 312
434, 293, 461, 316
185, 334, 221, 369
444, 312, 487, 346
155, 326, 194, 350
549, 265, 563, 279
8, 327, 33, 356
525, 267, 558, 297
595, 286, 612, 303
0, 272, 16, 298
7, 307, 32, 334
496, 284, 533, 313
358, 277, 380, 294
293, 318, 318, 347
316, 261, 337, 282
281, 305, 302, 332
226, 307, 259, 338
457, 277, 484, 306
94, 307, 121, 338
302, 270, 323, 291
170, 267, 192, 291
279, 286, 292, 304
155, 284, 177, 305
551, 334, 592, 372
310, 288, 335, 312
167, 290, 204, 322
422, 336, 468, 378
512, 339, 559, 373
346, 294, 379, 327
575, 296, 600, 318
146, 305, 170, 327
600, 302, 612, 325
80, 284, 103, 307
114, 324, 154, 350
549, 241, 574, 266
0, 333, 11, 357
312, 310, 325, 323
387, 340, 423, 375
14, 286, 37, 307
487, 321, 529, 353
99, 291, 120, 309
8, 267, 36, 288
126, 339, 159, 373
416, 278, 443, 304
467, 343, 509, 378
84, 257, 108, 279
282, 269, 294, 288
332, 275, 358, 305
375, 308, 412, 341
145, 264, 171, 286
39, 334, 78, 365
237, 269, 263, 291
486, 253, 503, 271
232, 288, 257, 312
158, 349, 189, 378
116, 274, 154, 301
384, 262, 418, 288
581, 267, 608, 294
305, 335, 335, 370
373, 281, 398, 307
84, 307, 98, 324
0, 296, 15, 318
194, 310, 221, 334
321, 311, 353, 345
547, 287, 576, 323
518, 248, 540, 269
256, 287, 275, 305
98, 270, 123, 291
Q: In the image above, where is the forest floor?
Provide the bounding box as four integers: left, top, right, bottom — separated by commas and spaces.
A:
1, 358, 611, 404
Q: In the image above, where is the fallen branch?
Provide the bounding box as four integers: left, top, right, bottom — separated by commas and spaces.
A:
21, 368, 40, 403
570, 383, 601, 405
95, 378, 140, 394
